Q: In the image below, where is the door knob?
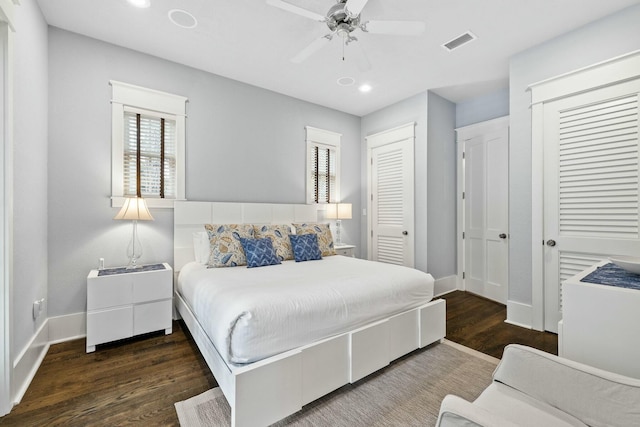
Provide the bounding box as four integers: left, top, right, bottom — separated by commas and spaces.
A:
402, 231, 408, 235
546, 239, 556, 247
499, 233, 507, 239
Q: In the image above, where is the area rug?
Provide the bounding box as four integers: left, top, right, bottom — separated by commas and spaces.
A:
174, 340, 498, 427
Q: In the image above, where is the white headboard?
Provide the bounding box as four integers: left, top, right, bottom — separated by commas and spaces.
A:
174, 201, 320, 271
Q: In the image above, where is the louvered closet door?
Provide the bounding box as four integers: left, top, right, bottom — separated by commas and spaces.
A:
371, 137, 415, 267
543, 79, 640, 332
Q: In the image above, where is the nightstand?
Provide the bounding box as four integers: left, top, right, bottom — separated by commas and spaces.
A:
86, 263, 173, 353
335, 244, 356, 257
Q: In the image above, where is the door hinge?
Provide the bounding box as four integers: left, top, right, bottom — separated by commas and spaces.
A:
370, 193, 373, 201
462, 191, 465, 199
462, 151, 465, 159
371, 230, 373, 237
462, 231, 465, 239
462, 272, 466, 279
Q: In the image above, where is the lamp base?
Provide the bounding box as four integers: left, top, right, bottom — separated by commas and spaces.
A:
125, 220, 143, 269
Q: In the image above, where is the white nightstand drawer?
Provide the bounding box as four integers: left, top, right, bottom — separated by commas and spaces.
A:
335, 244, 356, 258
134, 299, 172, 335
87, 307, 133, 346
133, 269, 173, 303
87, 275, 132, 310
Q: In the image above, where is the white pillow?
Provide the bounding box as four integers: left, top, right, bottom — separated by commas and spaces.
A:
192, 231, 210, 264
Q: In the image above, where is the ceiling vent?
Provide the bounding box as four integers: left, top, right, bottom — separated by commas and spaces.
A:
442, 31, 477, 51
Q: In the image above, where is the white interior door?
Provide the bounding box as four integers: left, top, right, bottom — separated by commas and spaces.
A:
463, 126, 509, 304
367, 123, 415, 267
543, 79, 640, 332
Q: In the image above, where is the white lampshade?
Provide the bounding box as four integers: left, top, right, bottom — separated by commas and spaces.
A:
325, 203, 338, 219
336, 203, 352, 220
114, 197, 154, 221
325, 203, 352, 220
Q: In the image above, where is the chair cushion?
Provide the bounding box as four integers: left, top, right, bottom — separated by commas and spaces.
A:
474, 383, 586, 427
494, 344, 640, 427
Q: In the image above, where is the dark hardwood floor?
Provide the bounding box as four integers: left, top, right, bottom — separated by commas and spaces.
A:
441, 291, 557, 359
0, 291, 556, 426
0, 322, 217, 426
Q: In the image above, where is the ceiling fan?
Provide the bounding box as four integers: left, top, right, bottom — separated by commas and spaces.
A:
266, 0, 426, 65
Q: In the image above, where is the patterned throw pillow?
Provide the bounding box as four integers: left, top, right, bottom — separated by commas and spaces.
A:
239, 237, 282, 268
204, 224, 255, 267
253, 224, 294, 261
292, 223, 336, 256
289, 233, 323, 262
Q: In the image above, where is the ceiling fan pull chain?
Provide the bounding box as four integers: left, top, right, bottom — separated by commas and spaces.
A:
342, 37, 345, 61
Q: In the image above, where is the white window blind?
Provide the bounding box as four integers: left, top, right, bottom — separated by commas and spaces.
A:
306, 126, 341, 204
311, 145, 336, 204
123, 112, 177, 198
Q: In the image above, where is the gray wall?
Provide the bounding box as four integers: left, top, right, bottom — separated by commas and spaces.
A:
455, 88, 509, 128
47, 28, 361, 317
360, 91, 457, 279
13, 0, 48, 358
508, 4, 640, 305
426, 92, 456, 279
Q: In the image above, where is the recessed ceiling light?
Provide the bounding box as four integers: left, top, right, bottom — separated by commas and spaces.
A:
337, 77, 355, 86
359, 84, 372, 93
168, 9, 198, 29
127, 0, 150, 8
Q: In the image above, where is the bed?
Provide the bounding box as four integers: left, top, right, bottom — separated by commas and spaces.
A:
174, 201, 446, 427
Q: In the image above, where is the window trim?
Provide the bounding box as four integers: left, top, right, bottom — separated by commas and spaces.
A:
305, 126, 341, 205
111, 81, 187, 208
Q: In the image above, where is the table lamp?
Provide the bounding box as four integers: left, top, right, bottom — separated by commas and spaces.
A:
326, 203, 352, 245
114, 197, 154, 268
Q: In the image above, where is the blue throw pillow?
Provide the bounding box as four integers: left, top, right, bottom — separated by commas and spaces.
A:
239, 237, 281, 268
289, 233, 323, 262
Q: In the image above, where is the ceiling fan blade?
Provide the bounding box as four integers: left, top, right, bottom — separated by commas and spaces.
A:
345, 0, 370, 17
363, 20, 426, 36
266, 0, 326, 21
291, 35, 333, 63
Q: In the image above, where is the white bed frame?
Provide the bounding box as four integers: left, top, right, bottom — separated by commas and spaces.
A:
173, 201, 446, 427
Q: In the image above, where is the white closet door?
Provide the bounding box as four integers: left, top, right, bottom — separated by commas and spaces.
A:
543, 79, 640, 332
368, 124, 415, 267
464, 127, 509, 304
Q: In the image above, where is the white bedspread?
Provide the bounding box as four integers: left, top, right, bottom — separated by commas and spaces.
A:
177, 256, 434, 365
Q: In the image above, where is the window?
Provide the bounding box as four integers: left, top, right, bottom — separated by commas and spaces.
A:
111, 81, 187, 208
123, 111, 176, 198
306, 126, 341, 204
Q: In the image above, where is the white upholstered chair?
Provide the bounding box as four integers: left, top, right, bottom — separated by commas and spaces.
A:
436, 344, 640, 427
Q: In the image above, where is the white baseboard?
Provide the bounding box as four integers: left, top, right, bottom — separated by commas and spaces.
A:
12, 320, 49, 405
434, 275, 458, 297
11, 312, 86, 407
48, 312, 86, 344
505, 300, 533, 329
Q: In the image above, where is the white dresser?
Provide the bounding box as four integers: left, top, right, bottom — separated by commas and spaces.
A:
559, 260, 640, 379
86, 263, 173, 353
